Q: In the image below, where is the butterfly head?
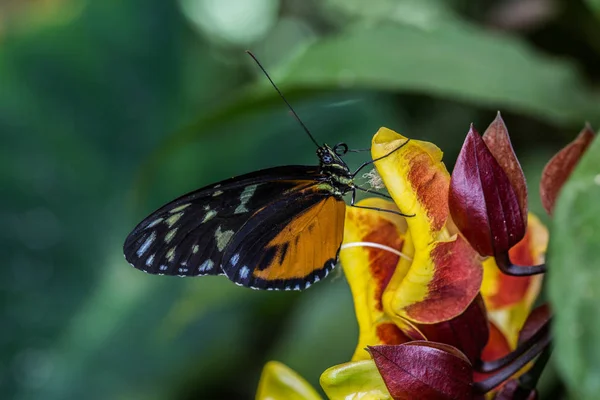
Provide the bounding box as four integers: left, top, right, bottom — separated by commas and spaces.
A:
317, 143, 350, 176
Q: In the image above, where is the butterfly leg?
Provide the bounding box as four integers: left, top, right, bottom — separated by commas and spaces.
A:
350, 138, 411, 178
353, 185, 393, 200
349, 187, 415, 218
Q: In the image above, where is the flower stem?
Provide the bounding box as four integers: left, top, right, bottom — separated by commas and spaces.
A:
475, 318, 551, 373
516, 345, 553, 393
495, 253, 547, 276
473, 325, 551, 394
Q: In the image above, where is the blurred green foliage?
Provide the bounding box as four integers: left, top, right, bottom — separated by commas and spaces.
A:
2, 0, 599, 399
550, 133, 600, 400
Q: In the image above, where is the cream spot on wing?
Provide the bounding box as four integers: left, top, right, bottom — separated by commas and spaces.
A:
166, 212, 183, 227
198, 259, 214, 272
203, 205, 211, 211
166, 247, 176, 262
215, 226, 234, 251
235, 184, 258, 214
239, 266, 250, 279
192, 245, 199, 254
146, 254, 155, 266
136, 232, 156, 257
202, 210, 217, 223
235, 205, 248, 214
165, 228, 178, 243
170, 204, 191, 213
146, 218, 163, 228
212, 190, 224, 197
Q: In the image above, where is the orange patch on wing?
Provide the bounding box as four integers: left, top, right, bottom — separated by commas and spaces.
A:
253, 196, 345, 280
406, 151, 450, 232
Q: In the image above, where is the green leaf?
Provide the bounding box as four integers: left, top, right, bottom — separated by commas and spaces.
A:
323, 0, 459, 29
133, 91, 405, 206
29, 256, 254, 400
275, 23, 600, 127
268, 278, 358, 390
584, 0, 600, 15
256, 361, 323, 400
137, 20, 600, 202
320, 359, 391, 400
548, 131, 600, 399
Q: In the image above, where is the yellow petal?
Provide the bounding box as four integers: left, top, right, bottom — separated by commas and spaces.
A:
482, 214, 548, 346
341, 198, 411, 360
383, 235, 482, 324
256, 361, 322, 400
372, 127, 452, 244
320, 360, 392, 400
372, 128, 482, 324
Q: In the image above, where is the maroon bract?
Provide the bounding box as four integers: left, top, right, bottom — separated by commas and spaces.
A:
540, 124, 595, 215
482, 112, 528, 222
518, 304, 551, 345
495, 380, 538, 400
369, 342, 473, 400
419, 295, 489, 364
449, 125, 526, 257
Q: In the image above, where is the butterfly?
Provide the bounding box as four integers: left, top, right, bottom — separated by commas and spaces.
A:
123, 53, 410, 290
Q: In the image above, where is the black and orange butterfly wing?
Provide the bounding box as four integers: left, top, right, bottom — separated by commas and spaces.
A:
222, 184, 346, 290
123, 166, 340, 280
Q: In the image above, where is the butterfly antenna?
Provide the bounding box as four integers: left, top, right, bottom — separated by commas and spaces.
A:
246, 50, 320, 148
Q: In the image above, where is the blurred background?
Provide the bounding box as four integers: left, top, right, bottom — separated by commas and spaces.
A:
2, 0, 599, 398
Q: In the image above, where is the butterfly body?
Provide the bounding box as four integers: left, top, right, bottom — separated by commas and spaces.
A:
124, 144, 354, 290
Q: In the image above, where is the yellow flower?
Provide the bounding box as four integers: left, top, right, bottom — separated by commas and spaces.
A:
257, 119, 556, 399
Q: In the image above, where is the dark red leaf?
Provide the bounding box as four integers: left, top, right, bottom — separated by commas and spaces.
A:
482, 112, 528, 222
518, 303, 551, 345
540, 124, 595, 215
369, 342, 473, 400
495, 380, 538, 400
449, 125, 526, 257
419, 295, 489, 364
